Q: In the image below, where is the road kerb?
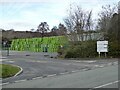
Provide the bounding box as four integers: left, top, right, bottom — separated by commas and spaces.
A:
13, 65, 23, 77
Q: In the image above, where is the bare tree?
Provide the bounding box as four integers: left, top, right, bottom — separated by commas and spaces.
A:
85, 10, 93, 40
86, 11, 92, 31
64, 4, 93, 42
97, 4, 117, 39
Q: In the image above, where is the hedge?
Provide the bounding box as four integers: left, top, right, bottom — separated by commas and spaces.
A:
64, 41, 98, 58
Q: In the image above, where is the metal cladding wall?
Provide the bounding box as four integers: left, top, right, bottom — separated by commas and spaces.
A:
10, 36, 68, 52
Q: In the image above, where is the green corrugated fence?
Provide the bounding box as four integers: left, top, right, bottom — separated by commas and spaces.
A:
10, 36, 68, 52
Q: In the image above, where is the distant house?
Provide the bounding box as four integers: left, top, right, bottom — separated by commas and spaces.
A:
67, 32, 104, 41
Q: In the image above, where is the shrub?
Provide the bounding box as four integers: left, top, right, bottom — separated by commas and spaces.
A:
63, 40, 120, 58
64, 40, 98, 58
108, 41, 120, 57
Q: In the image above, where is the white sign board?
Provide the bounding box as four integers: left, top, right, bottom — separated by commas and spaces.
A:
97, 41, 108, 52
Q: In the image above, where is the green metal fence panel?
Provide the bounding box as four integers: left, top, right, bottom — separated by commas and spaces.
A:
10, 36, 68, 52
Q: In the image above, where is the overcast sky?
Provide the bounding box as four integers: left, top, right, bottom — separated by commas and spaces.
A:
0, 0, 118, 31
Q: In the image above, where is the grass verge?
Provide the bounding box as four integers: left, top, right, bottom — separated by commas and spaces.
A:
0, 64, 20, 78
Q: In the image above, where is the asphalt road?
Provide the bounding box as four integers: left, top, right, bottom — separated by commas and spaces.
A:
1, 50, 119, 88
2, 65, 118, 88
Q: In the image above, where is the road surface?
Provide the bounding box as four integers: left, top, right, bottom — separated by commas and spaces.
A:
1, 50, 119, 88
2, 64, 118, 88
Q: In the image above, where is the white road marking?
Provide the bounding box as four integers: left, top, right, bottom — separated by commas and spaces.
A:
0, 82, 9, 86
108, 63, 112, 65
98, 65, 104, 68
47, 74, 57, 77
82, 69, 88, 71
71, 70, 79, 73
0, 59, 8, 62
7, 61, 15, 63
0, 57, 7, 59
94, 65, 99, 67
14, 79, 27, 83
113, 62, 118, 65
32, 77, 43, 80
28, 61, 48, 63
60, 72, 69, 75
75, 61, 96, 63
93, 80, 119, 88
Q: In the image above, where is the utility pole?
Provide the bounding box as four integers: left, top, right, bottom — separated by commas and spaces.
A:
6, 41, 9, 56
3, 41, 9, 56
118, 1, 120, 55
118, 1, 120, 14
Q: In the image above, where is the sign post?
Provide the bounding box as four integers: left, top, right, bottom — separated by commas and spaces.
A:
98, 52, 100, 58
3, 41, 9, 56
118, 1, 120, 14
97, 41, 108, 58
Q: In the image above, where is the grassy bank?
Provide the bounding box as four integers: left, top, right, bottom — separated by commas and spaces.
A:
0, 64, 20, 78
